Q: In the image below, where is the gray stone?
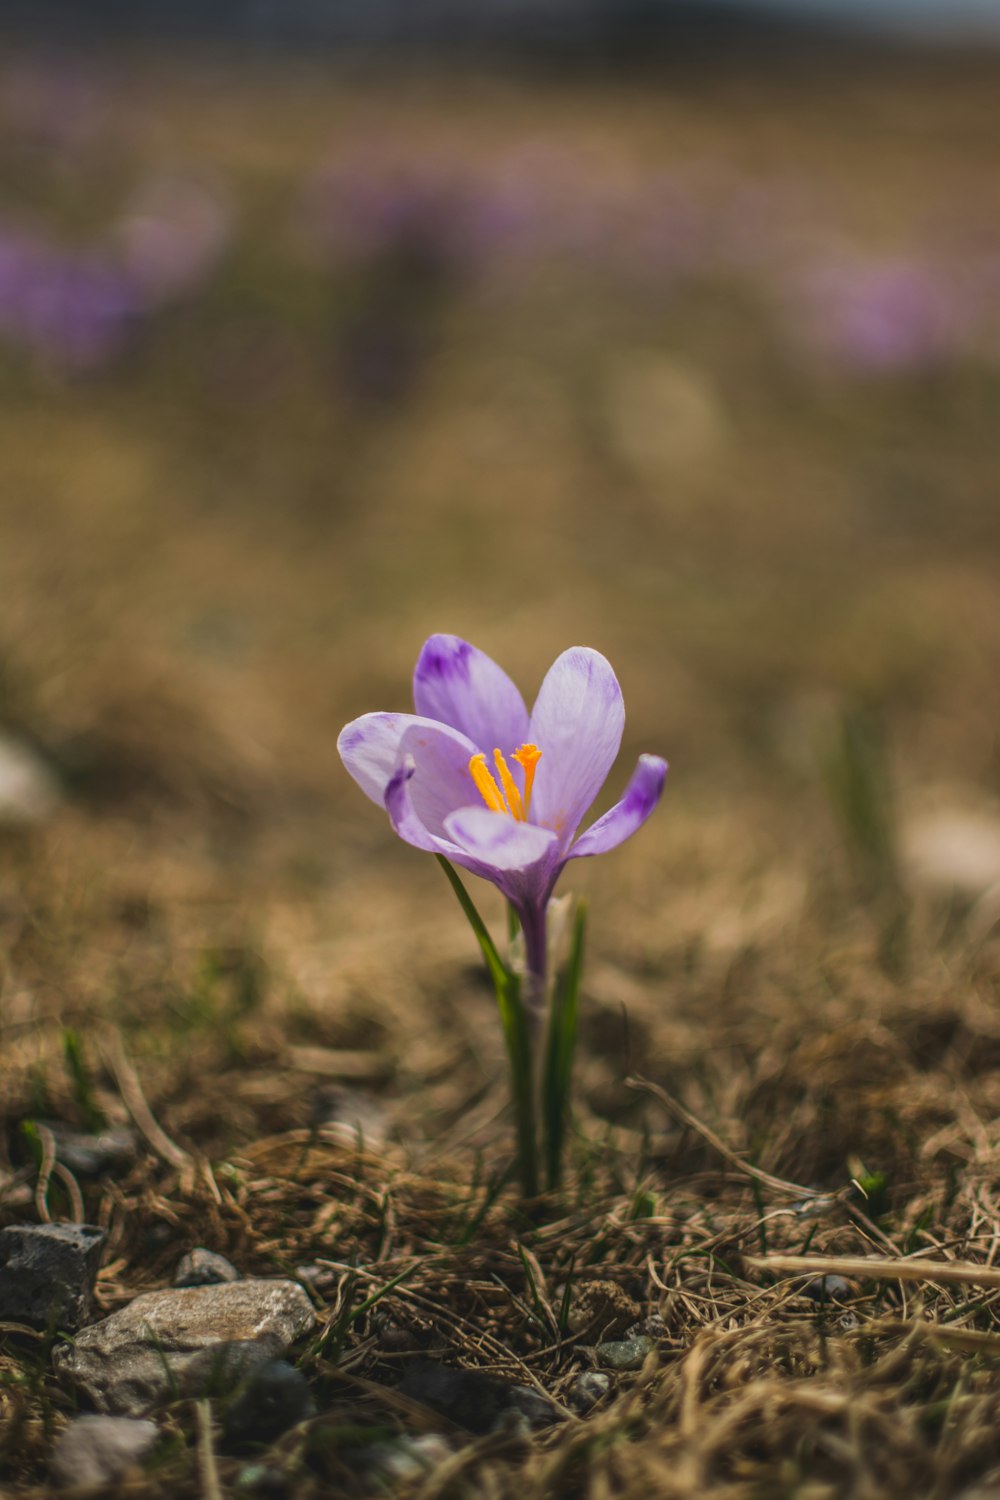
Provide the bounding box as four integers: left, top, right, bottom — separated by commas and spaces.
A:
310, 1085, 388, 1147
801, 1274, 852, 1302
567, 1370, 612, 1411
294, 1264, 335, 1293
174, 1247, 241, 1287
0, 1222, 106, 1331
223, 1359, 316, 1445
507, 1384, 558, 1427
54, 1278, 316, 1415
596, 1335, 655, 1371
235, 1464, 290, 1496
181, 1339, 279, 1395
396, 1361, 556, 1435
364, 1434, 452, 1483
38, 1122, 137, 1178
489, 1409, 533, 1439
49, 1414, 158, 1491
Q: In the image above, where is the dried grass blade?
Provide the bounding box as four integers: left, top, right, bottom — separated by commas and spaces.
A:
628, 1076, 826, 1200
745, 1252, 1000, 1290
101, 1025, 196, 1187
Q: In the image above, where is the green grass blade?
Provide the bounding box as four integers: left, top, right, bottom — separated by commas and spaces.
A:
62, 1028, 107, 1132
436, 856, 508, 993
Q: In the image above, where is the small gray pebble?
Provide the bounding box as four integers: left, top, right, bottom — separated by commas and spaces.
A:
626, 1313, 668, 1338
396, 1360, 555, 1433
235, 1465, 271, 1492
596, 1335, 654, 1371
802, 1274, 852, 1302
490, 1408, 533, 1439
397, 1360, 509, 1435
294, 1264, 333, 1290
568, 1371, 612, 1411
365, 1435, 451, 1482
174, 1248, 241, 1287
310, 1086, 388, 1146
507, 1384, 558, 1427
234, 1463, 290, 1497
50, 1415, 157, 1491
36, 1122, 137, 1178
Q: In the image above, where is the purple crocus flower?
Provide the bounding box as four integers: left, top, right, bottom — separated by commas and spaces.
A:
789, 254, 966, 374
338, 635, 667, 997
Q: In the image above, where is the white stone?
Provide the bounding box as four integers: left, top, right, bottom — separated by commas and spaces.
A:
902, 806, 1000, 899
0, 731, 59, 824
54, 1278, 316, 1415
50, 1415, 158, 1491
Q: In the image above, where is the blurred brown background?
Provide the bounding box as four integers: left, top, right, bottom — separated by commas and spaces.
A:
2, 6, 1000, 1147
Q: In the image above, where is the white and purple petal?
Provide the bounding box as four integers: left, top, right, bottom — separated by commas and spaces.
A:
338, 711, 463, 806
413, 634, 529, 755
397, 720, 482, 839
567, 754, 668, 860
444, 805, 559, 873
384, 759, 495, 882
527, 647, 625, 847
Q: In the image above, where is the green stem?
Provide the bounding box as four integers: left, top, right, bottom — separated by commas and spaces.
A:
437, 859, 538, 1197
542, 900, 586, 1191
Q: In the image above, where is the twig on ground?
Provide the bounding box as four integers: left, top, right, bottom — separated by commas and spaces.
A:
101, 1025, 196, 1189
745, 1252, 1000, 1290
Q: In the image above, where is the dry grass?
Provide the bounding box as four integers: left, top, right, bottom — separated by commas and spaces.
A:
2, 37, 1000, 1499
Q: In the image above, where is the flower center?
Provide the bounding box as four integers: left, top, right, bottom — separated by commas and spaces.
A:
469, 744, 541, 821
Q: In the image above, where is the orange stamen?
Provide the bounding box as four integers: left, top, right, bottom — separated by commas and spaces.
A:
469, 753, 506, 814
469, 744, 543, 819
512, 743, 542, 816
493, 749, 525, 821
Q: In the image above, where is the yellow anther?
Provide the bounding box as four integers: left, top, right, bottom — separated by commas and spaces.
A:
512, 743, 542, 816
469, 753, 506, 814
470, 744, 543, 820
493, 749, 525, 821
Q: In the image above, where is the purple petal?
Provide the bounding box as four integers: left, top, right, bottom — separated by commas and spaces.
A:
338, 711, 471, 805
567, 755, 668, 860
384, 760, 498, 884
527, 648, 625, 845
383, 758, 447, 854
444, 806, 558, 873
413, 635, 529, 753
398, 720, 482, 838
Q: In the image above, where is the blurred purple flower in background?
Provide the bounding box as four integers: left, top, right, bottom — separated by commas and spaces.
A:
301, 150, 481, 271
0, 227, 138, 369
117, 176, 233, 305
0, 183, 232, 372
1, 55, 108, 156
5, 66, 999, 387
787, 253, 968, 373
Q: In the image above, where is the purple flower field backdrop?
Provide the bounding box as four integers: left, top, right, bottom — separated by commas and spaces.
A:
2, 36, 1000, 1500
